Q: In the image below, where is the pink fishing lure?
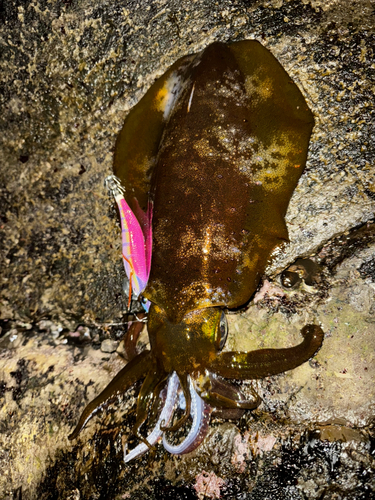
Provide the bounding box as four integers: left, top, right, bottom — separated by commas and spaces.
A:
105, 176, 151, 308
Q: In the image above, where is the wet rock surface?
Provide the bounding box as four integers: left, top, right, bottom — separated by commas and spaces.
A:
0, 0, 374, 498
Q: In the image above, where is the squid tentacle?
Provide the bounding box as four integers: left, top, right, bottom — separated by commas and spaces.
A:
132, 366, 168, 448
161, 372, 191, 432
123, 313, 147, 361
162, 376, 212, 455
124, 372, 180, 463
68, 350, 151, 441
199, 373, 261, 410
209, 324, 324, 380
148, 375, 174, 425
124, 374, 213, 461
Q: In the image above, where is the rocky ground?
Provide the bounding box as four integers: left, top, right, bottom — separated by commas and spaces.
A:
0, 0, 374, 498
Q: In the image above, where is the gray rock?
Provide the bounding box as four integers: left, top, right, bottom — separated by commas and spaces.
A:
100, 338, 119, 353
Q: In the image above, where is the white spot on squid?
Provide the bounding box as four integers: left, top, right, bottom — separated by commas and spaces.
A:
187, 82, 195, 113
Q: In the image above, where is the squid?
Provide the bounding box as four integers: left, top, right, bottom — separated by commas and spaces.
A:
69, 40, 324, 461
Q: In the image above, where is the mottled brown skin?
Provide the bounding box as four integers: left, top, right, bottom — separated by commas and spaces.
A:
145, 42, 312, 319
69, 41, 323, 448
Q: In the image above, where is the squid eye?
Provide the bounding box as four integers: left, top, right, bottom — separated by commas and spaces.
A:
218, 312, 228, 351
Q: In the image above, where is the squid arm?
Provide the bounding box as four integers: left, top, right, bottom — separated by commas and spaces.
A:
124, 372, 180, 463
68, 350, 152, 441
210, 325, 324, 380
199, 373, 261, 410
124, 374, 213, 462
132, 366, 168, 447
160, 372, 191, 432
162, 376, 212, 455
